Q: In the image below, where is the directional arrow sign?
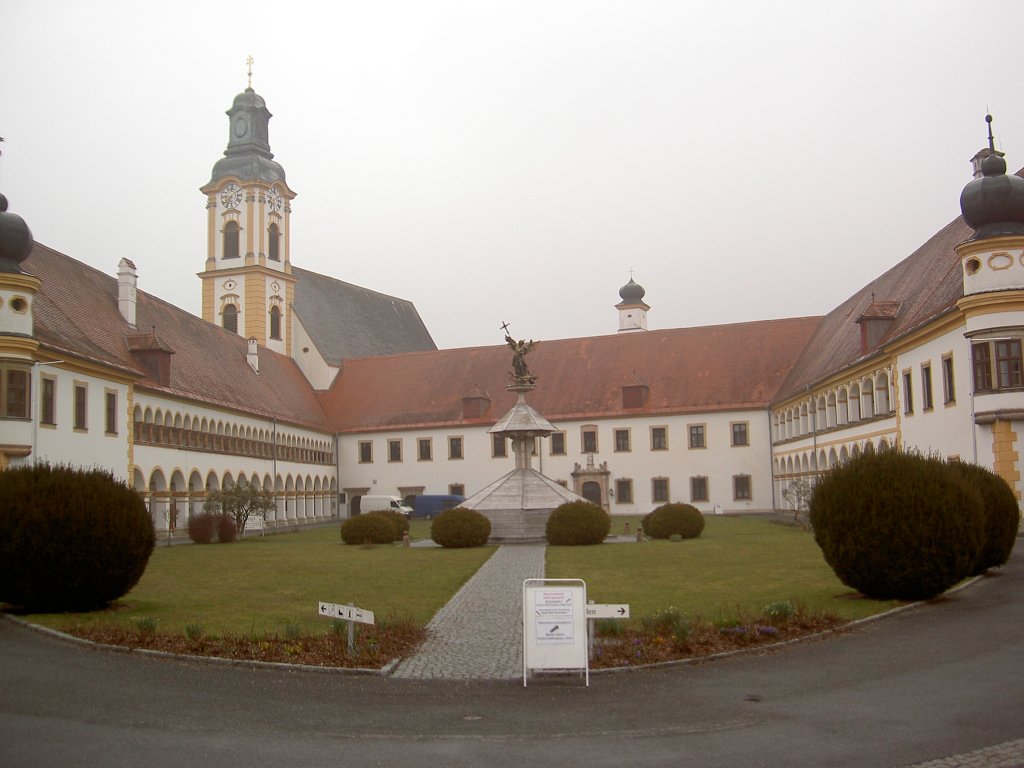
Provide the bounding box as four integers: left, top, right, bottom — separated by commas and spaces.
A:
585, 603, 630, 619
318, 601, 375, 625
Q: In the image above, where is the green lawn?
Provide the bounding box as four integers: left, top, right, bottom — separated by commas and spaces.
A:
27, 516, 897, 637
549, 515, 901, 621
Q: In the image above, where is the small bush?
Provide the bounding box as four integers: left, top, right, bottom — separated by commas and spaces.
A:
216, 513, 238, 543
640, 606, 691, 645
365, 509, 409, 542
0, 463, 155, 612
545, 500, 610, 545
187, 512, 217, 544
643, 503, 705, 540
184, 623, 204, 640
340, 513, 397, 545
946, 461, 1020, 575
811, 451, 984, 600
431, 507, 491, 548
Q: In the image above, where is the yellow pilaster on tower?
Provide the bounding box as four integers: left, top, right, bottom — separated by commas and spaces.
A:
991, 420, 1021, 500
245, 272, 268, 343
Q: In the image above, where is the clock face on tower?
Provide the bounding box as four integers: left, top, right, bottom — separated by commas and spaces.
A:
220, 183, 243, 210
267, 188, 283, 213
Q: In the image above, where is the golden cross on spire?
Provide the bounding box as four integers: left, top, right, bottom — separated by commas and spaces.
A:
246, 55, 254, 89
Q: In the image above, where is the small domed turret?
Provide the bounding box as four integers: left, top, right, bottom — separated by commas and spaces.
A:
960, 117, 1024, 241
0, 194, 34, 273
619, 278, 646, 303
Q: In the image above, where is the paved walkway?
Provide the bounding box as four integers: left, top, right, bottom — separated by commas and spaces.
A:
392, 544, 545, 679
897, 738, 1024, 768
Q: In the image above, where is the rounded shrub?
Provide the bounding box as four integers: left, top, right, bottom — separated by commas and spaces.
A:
340, 513, 397, 545
946, 461, 1020, 575
0, 463, 155, 612
810, 451, 984, 601
216, 513, 238, 543
643, 503, 705, 540
187, 512, 217, 544
366, 509, 409, 542
545, 500, 610, 545
431, 507, 491, 548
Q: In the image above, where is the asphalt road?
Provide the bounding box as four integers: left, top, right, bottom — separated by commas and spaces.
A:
2, 548, 1022, 768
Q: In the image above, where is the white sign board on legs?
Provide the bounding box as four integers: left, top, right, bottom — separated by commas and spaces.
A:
522, 579, 588, 687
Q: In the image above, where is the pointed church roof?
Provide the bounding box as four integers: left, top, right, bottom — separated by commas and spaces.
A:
292, 266, 436, 364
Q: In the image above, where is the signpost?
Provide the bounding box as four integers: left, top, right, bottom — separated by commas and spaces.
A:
586, 600, 630, 660
318, 601, 375, 654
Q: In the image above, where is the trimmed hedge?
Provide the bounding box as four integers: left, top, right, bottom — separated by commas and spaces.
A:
811, 451, 985, 600
431, 507, 491, 548
366, 509, 409, 542
187, 512, 217, 544
946, 461, 1020, 575
642, 503, 705, 539
340, 513, 397, 545
0, 464, 155, 611
546, 501, 610, 545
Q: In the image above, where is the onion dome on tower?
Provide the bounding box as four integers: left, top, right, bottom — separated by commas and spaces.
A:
616, 276, 649, 333
206, 86, 288, 187
0, 193, 34, 274
959, 115, 1024, 242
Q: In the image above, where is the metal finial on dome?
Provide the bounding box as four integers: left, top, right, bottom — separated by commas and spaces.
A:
246, 55, 254, 90
986, 113, 995, 151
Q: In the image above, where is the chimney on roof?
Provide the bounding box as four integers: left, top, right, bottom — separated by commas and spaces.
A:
247, 337, 260, 373
117, 258, 137, 327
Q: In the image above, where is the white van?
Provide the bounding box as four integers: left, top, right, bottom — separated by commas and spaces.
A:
358, 495, 413, 517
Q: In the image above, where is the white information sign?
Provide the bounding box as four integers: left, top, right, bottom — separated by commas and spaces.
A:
585, 603, 630, 620
523, 579, 588, 687
317, 601, 375, 625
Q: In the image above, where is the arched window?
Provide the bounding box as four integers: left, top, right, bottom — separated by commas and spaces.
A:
269, 305, 281, 340
223, 221, 240, 259
268, 223, 280, 262
223, 304, 238, 334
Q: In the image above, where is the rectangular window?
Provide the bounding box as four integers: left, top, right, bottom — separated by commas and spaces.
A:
358, 440, 373, 464
4, 368, 29, 419
972, 342, 993, 392
614, 428, 631, 452
550, 431, 566, 455
448, 436, 463, 460
582, 427, 598, 454
449, 483, 465, 497
41, 376, 56, 425
417, 437, 432, 461
73, 382, 87, 430
650, 426, 668, 451
614, 478, 633, 504
104, 390, 118, 435
942, 354, 956, 404
388, 438, 403, 463
690, 476, 708, 502
733, 474, 752, 501
652, 477, 669, 503
688, 424, 706, 449
921, 363, 934, 411
995, 339, 1023, 389
902, 371, 914, 414
731, 421, 749, 447
492, 434, 507, 458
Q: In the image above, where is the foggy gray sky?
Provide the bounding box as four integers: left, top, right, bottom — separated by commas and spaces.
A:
2, 1, 1023, 350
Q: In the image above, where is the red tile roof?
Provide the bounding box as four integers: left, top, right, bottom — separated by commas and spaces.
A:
25, 244, 329, 429
318, 318, 823, 433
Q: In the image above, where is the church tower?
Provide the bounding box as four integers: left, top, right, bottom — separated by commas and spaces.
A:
616, 276, 649, 332
198, 64, 297, 356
